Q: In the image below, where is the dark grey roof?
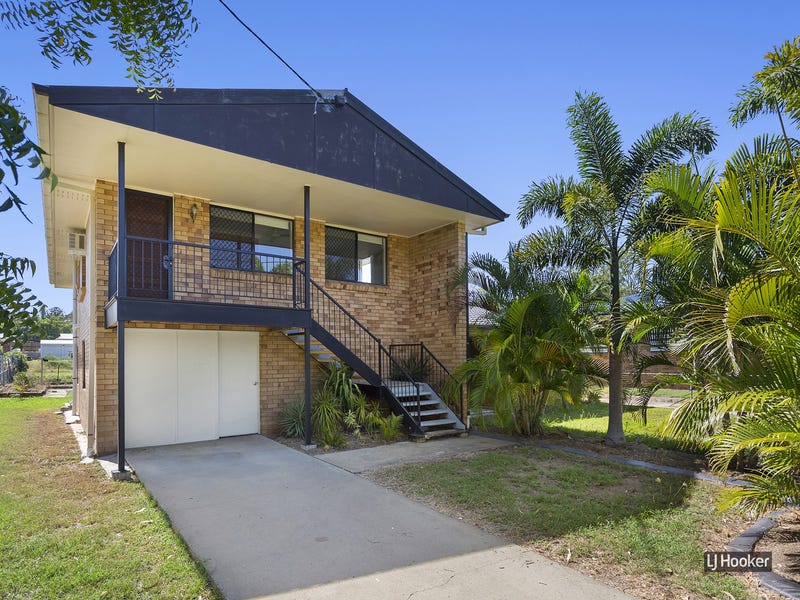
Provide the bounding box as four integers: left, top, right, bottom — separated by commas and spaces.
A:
34, 85, 507, 222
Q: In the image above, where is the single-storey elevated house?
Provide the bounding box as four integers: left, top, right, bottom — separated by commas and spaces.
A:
34, 85, 506, 471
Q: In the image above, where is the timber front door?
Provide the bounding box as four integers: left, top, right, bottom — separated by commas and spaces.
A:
126, 190, 172, 299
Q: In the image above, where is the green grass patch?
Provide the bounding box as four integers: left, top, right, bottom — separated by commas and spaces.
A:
540, 401, 682, 450
0, 396, 219, 599
377, 446, 752, 600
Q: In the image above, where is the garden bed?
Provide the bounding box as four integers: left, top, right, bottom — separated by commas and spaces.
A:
275, 430, 406, 454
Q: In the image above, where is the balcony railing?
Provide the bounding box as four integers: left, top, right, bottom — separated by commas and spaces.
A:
108, 236, 304, 308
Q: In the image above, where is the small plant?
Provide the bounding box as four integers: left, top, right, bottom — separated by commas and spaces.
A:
312, 388, 343, 441
323, 365, 363, 412
320, 429, 346, 449
378, 414, 404, 442
584, 389, 601, 404
391, 354, 429, 381
343, 410, 361, 436
280, 399, 305, 438
12, 371, 35, 392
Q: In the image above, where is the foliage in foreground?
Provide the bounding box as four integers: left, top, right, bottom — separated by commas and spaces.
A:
632, 38, 800, 514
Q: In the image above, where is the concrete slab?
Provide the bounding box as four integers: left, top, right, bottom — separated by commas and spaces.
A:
317, 435, 518, 473
129, 435, 633, 600
267, 544, 633, 600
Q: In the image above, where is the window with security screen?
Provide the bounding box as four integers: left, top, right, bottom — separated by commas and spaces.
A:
325, 226, 386, 285
210, 206, 293, 272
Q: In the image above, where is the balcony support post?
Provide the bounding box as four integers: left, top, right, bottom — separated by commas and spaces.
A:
302, 185, 314, 448
113, 141, 131, 480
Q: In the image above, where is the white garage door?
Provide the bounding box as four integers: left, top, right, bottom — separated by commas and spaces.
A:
125, 329, 259, 448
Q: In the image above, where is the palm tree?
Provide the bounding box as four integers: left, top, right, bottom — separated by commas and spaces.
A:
648, 167, 800, 513
457, 282, 603, 436
730, 36, 800, 182
518, 92, 716, 444
453, 243, 541, 317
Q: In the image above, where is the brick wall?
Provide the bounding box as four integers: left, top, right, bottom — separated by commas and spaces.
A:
87, 182, 467, 453
94, 181, 119, 455
408, 223, 467, 371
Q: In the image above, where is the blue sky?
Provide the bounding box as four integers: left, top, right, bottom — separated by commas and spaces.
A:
2, 0, 798, 310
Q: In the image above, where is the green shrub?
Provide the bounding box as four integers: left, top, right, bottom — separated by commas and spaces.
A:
390, 354, 429, 381
12, 372, 35, 392
378, 414, 404, 442
320, 429, 346, 449
312, 388, 343, 441
343, 410, 361, 436
323, 365, 363, 412
280, 399, 305, 438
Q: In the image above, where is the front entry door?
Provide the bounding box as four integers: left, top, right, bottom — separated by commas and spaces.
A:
126, 190, 172, 299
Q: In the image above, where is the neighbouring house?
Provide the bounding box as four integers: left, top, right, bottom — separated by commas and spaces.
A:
1, 338, 41, 360
34, 85, 507, 461
40, 332, 74, 359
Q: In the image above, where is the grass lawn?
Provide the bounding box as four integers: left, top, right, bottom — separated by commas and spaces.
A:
370, 446, 758, 599
0, 396, 219, 599
540, 401, 683, 451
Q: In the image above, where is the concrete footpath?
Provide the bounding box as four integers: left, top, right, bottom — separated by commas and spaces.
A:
317, 434, 517, 473
129, 435, 633, 600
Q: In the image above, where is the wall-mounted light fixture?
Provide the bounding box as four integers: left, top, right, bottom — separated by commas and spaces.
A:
190, 203, 199, 222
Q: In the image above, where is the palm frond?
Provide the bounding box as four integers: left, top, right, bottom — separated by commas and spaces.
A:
518, 226, 607, 271
626, 112, 716, 186
566, 92, 626, 194
518, 176, 575, 227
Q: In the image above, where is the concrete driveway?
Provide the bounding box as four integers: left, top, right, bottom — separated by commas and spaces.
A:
128, 436, 632, 600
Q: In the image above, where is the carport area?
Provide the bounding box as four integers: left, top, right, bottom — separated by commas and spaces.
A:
128, 435, 632, 600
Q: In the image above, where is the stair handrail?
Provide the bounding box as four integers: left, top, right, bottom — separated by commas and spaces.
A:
388, 342, 466, 425
293, 263, 423, 433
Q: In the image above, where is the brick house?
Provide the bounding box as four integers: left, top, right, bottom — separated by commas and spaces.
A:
34, 86, 506, 466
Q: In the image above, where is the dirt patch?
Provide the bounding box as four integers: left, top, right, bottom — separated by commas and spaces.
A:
757, 509, 800, 584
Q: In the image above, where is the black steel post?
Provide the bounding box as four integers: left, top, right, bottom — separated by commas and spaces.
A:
114, 141, 129, 478
303, 186, 313, 446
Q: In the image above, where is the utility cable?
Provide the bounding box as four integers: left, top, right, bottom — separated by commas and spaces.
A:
216, 0, 327, 105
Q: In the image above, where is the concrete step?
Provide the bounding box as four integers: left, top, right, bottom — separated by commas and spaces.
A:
420, 417, 457, 428
390, 388, 432, 399
401, 398, 439, 408
413, 408, 449, 417
423, 428, 467, 438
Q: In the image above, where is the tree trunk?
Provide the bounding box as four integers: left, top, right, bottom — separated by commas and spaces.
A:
606, 251, 626, 446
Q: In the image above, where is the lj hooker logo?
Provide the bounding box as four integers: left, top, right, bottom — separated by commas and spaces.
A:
704, 551, 773, 572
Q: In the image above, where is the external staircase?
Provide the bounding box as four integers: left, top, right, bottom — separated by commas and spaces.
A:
283, 265, 467, 438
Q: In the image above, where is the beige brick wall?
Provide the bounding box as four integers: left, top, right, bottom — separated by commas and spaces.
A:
87, 182, 467, 453
408, 222, 467, 371
94, 181, 120, 455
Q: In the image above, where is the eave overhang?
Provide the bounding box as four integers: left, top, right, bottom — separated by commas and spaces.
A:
34, 85, 508, 288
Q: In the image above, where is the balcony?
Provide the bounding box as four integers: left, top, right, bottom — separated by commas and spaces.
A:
105, 236, 308, 328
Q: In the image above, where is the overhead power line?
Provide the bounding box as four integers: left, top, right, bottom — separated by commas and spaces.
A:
216, 0, 326, 104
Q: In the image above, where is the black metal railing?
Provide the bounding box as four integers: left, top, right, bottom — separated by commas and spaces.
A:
108, 236, 298, 307
389, 342, 465, 423
108, 241, 118, 300
295, 263, 423, 432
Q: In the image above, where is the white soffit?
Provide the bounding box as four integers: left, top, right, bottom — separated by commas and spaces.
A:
49, 186, 91, 288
